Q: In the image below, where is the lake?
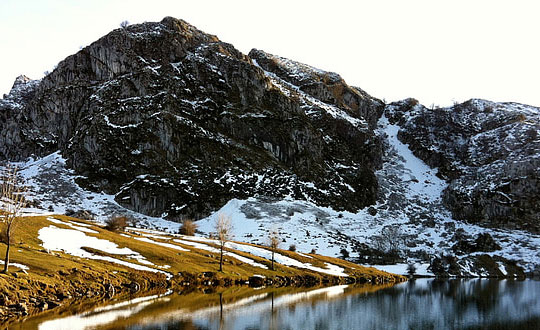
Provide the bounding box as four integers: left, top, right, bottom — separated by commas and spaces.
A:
11, 279, 540, 330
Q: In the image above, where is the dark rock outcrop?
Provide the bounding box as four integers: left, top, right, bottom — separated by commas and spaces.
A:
452, 233, 501, 255
429, 254, 525, 278
386, 98, 540, 233
0, 17, 384, 220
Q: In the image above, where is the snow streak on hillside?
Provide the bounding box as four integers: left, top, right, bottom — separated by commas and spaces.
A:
380, 115, 446, 203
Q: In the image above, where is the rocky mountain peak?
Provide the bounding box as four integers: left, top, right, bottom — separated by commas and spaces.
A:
0, 17, 384, 220
1, 17, 539, 276
11, 75, 32, 89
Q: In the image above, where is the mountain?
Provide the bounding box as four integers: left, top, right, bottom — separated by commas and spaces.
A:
1, 17, 383, 220
1, 17, 539, 277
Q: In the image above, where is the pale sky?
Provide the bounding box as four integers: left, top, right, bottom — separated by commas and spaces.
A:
1, 0, 539, 107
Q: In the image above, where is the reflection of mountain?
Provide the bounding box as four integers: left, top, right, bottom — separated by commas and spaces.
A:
364, 279, 540, 329
22, 280, 540, 330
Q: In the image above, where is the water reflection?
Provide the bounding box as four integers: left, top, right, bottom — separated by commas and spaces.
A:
12, 279, 540, 330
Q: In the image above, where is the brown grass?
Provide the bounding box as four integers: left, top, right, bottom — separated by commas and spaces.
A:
178, 220, 198, 236
104, 216, 128, 232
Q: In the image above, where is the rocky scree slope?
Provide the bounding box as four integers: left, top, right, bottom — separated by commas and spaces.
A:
386, 99, 539, 234
0, 17, 383, 220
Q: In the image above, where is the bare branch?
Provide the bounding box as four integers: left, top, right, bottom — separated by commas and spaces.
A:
0, 165, 27, 273
268, 226, 280, 270
214, 213, 233, 272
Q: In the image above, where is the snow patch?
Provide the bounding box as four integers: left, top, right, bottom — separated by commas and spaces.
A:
38, 226, 168, 276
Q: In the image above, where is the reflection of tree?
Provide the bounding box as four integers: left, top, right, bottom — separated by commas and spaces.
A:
269, 291, 277, 330
429, 279, 502, 316
219, 292, 224, 330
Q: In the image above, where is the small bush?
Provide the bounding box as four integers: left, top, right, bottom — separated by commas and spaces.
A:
408, 98, 419, 106
179, 220, 198, 236
340, 248, 350, 259
310, 248, 317, 254
288, 244, 296, 252
105, 216, 128, 232
407, 263, 417, 276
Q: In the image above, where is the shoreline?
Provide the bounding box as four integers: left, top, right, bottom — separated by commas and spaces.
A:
1, 269, 405, 326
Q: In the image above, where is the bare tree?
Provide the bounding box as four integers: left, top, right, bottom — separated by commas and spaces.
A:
214, 213, 233, 272
120, 20, 129, 28
372, 225, 404, 254
268, 227, 280, 271
0, 166, 27, 273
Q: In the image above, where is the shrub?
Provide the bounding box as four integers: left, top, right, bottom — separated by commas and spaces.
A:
340, 248, 350, 259
407, 263, 417, 276
310, 248, 317, 254
288, 244, 297, 252
105, 216, 128, 232
408, 98, 419, 106
179, 220, 198, 236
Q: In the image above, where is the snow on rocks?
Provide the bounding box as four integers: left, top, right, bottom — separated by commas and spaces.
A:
190, 111, 540, 275
3, 115, 538, 277
252, 60, 369, 130
379, 115, 446, 203
9, 151, 182, 232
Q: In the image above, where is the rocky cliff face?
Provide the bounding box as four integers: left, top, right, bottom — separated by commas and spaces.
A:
386, 98, 540, 233
0, 17, 383, 219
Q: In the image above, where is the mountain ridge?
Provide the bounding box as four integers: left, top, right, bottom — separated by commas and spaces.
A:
1, 17, 539, 277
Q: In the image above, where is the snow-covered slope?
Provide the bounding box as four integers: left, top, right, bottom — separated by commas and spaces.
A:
386, 98, 540, 234
6, 152, 181, 232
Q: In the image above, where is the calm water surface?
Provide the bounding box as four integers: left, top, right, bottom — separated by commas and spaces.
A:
12, 279, 540, 330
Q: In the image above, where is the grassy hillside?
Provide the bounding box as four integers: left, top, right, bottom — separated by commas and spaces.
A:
0, 215, 405, 323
